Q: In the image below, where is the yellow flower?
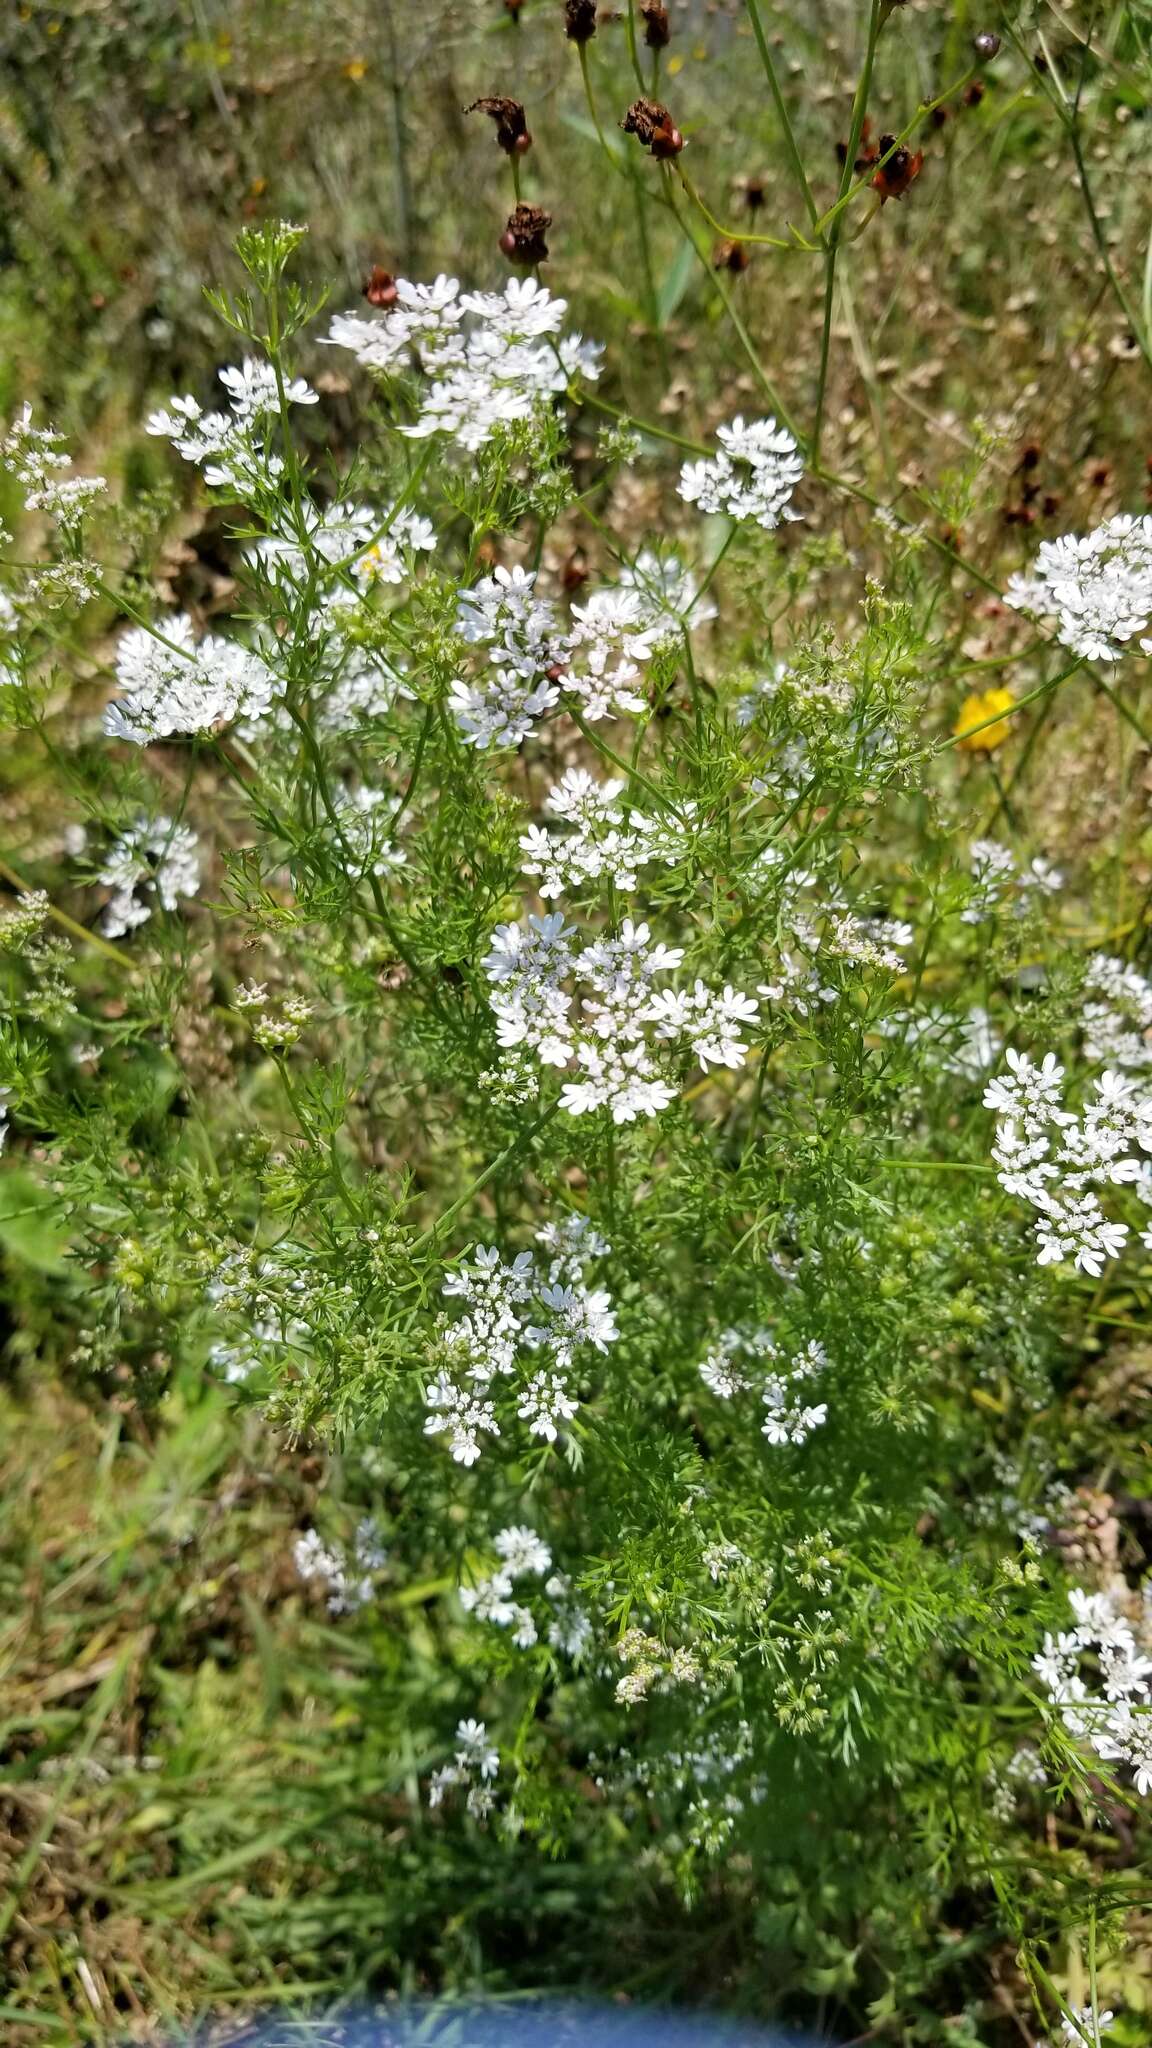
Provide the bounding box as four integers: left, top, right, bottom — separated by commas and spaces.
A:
343, 57, 368, 81
953, 686, 1015, 752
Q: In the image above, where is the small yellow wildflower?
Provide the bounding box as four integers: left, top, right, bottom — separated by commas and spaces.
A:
953, 686, 1015, 751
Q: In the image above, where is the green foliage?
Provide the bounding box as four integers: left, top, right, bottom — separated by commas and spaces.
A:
2, 4, 1152, 2045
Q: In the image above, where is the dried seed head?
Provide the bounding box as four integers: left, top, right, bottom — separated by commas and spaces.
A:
466, 96, 533, 155
973, 30, 1001, 57
622, 97, 684, 158
713, 239, 750, 274
640, 1, 670, 49
362, 266, 398, 309
561, 547, 589, 592
564, 0, 597, 42
871, 135, 924, 203
499, 202, 552, 265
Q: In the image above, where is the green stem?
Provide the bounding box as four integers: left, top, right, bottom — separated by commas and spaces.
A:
812, 0, 882, 464
743, 0, 821, 229
410, 1105, 560, 1253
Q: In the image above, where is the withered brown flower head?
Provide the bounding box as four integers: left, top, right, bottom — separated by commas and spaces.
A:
499, 202, 552, 265
872, 135, 924, 203
564, 0, 597, 42
713, 239, 750, 274
736, 171, 767, 212
466, 96, 533, 155
363, 267, 398, 308
640, 1, 670, 48
835, 117, 879, 175
622, 97, 684, 159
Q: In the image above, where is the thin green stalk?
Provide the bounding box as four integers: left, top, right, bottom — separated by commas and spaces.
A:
743, 0, 821, 230
409, 1105, 560, 1253
812, 0, 882, 464
663, 175, 801, 437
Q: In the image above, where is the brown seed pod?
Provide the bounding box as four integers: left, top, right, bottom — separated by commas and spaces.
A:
736, 171, 767, 211
564, 0, 597, 42
499, 202, 552, 265
871, 134, 924, 202
466, 95, 533, 155
640, 1, 670, 49
622, 97, 684, 158
561, 547, 589, 593
362, 266, 397, 308
714, 239, 750, 274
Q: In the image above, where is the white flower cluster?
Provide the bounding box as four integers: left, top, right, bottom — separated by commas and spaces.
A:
105, 615, 280, 745
425, 1228, 618, 1466
678, 415, 804, 532
617, 549, 718, 646
325, 274, 602, 454
1033, 1586, 1152, 1797
147, 357, 318, 494
333, 785, 407, 877
1054, 2008, 1117, 2048
252, 496, 436, 598
1082, 953, 1152, 1072
0, 405, 106, 527
293, 1518, 387, 1614
986, 1051, 1152, 1277
98, 815, 202, 937
985, 1744, 1047, 1824
878, 1004, 1002, 1081
1005, 514, 1152, 662
699, 1327, 829, 1448
484, 911, 759, 1123
449, 565, 660, 747
827, 911, 914, 974
457, 1526, 591, 1657
963, 838, 1063, 925
429, 1717, 501, 1818
520, 768, 690, 898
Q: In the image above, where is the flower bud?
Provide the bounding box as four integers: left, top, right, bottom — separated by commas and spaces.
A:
973, 30, 1000, 57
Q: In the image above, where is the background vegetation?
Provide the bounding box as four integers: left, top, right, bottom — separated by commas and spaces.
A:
2, 2, 1152, 2043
